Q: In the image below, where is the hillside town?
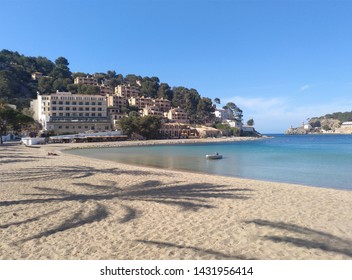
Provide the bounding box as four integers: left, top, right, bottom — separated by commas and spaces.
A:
27, 74, 257, 142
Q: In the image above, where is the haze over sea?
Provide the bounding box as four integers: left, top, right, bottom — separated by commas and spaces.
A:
67, 134, 352, 191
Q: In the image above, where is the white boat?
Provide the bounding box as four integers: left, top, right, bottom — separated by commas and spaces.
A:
206, 153, 223, 159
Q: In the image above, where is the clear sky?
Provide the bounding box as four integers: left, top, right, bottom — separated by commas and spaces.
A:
1, 0, 351, 133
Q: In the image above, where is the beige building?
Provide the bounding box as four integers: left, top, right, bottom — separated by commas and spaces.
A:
107, 95, 128, 111
31, 72, 43, 80
115, 84, 140, 98
142, 106, 165, 117
31, 92, 110, 134
74, 76, 98, 86
159, 123, 192, 139
128, 96, 153, 109
165, 107, 188, 123
99, 86, 114, 95
47, 120, 111, 134
153, 98, 171, 112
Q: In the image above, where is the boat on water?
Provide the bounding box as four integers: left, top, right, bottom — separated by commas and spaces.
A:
206, 153, 223, 159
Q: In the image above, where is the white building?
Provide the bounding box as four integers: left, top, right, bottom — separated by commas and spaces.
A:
31, 92, 110, 134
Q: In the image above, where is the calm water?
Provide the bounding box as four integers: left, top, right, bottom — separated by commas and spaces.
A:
66, 134, 352, 190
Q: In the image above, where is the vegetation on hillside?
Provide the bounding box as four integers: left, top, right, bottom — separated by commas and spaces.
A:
0, 49, 247, 139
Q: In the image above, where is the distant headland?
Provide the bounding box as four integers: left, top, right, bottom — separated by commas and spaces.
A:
285, 111, 352, 134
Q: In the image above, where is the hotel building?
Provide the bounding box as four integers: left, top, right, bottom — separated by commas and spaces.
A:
31, 92, 111, 134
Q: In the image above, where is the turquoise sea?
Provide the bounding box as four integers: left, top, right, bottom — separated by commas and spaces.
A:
66, 134, 352, 190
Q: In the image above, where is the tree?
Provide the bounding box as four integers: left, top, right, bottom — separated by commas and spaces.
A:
140, 77, 159, 98
157, 83, 173, 100
119, 114, 161, 139
38, 76, 53, 94
225, 102, 243, 123
197, 97, 215, 123
247, 119, 254, 126
0, 102, 34, 144
51, 57, 71, 79
214, 98, 221, 105
55, 57, 69, 66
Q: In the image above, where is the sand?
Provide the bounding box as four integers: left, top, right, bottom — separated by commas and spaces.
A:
0, 139, 352, 260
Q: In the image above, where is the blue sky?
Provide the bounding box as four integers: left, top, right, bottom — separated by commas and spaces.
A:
1, 0, 351, 133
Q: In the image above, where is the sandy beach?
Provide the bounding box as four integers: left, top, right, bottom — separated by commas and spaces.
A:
1, 139, 352, 260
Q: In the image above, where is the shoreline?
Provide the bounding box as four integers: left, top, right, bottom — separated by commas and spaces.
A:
1, 140, 352, 260
47, 136, 266, 151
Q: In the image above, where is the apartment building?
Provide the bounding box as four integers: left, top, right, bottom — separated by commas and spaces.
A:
74, 76, 98, 86
115, 84, 140, 98
153, 98, 171, 112
128, 96, 153, 109
99, 85, 114, 95
165, 107, 188, 123
142, 106, 165, 117
159, 123, 191, 139
31, 92, 111, 134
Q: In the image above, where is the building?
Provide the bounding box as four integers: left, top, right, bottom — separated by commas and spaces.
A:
115, 84, 140, 98
153, 98, 171, 112
31, 92, 111, 134
142, 106, 165, 117
128, 96, 153, 109
107, 95, 128, 112
165, 107, 188, 123
31, 72, 43, 80
335, 122, 352, 134
99, 86, 114, 96
159, 123, 192, 139
214, 108, 234, 121
196, 126, 221, 138
74, 76, 98, 86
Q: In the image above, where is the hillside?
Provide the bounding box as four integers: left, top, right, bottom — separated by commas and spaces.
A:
0, 49, 218, 124
285, 111, 352, 134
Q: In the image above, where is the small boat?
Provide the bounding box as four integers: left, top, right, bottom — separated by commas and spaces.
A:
206, 153, 223, 159
24, 144, 41, 148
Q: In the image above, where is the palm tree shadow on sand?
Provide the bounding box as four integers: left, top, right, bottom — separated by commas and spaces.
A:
1, 169, 253, 251
245, 219, 352, 258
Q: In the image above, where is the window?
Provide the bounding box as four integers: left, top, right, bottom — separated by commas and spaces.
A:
79, 102, 83, 105
66, 101, 70, 105
66, 107, 70, 110
52, 101, 57, 105
52, 107, 57, 110
72, 102, 76, 105
73, 107, 77, 111
66, 113, 70, 116
59, 107, 63, 111
85, 107, 90, 111
59, 101, 63, 105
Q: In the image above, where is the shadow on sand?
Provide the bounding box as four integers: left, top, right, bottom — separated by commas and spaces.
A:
1, 164, 252, 251
246, 219, 352, 258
